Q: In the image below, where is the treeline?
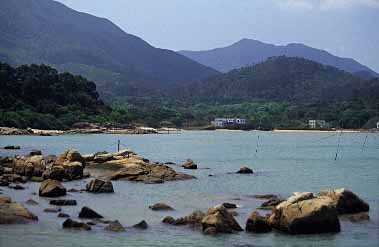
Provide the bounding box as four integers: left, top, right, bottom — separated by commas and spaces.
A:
0, 63, 106, 129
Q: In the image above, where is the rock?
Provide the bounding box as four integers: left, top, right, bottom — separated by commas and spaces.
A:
58, 213, 70, 218
85, 179, 114, 193
12, 155, 45, 177
221, 202, 237, 209
162, 216, 176, 225
68, 188, 80, 193
253, 194, 279, 200
0, 196, 38, 224
56, 149, 85, 165
44, 207, 62, 213
182, 159, 198, 169
86, 221, 96, 225
39, 179, 67, 197
229, 211, 238, 216
104, 220, 125, 232
12, 184, 25, 190
268, 194, 340, 234
50, 199, 77, 206
79, 206, 103, 219
30, 176, 43, 182
62, 218, 91, 231
149, 203, 174, 211
340, 212, 370, 222
25, 199, 39, 205
133, 220, 148, 229
63, 161, 84, 180
43, 166, 65, 181
3, 145, 21, 150
93, 153, 114, 163
201, 206, 243, 234
29, 150, 42, 156
237, 167, 254, 174
245, 211, 272, 233
319, 188, 369, 214
260, 198, 285, 209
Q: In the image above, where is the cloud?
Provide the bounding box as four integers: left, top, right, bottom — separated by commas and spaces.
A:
278, 0, 379, 10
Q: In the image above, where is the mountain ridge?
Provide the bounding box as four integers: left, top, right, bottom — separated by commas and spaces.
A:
179, 38, 378, 78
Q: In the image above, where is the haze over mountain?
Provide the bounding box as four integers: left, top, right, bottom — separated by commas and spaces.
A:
179, 56, 378, 104
179, 39, 378, 78
0, 0, 218, 94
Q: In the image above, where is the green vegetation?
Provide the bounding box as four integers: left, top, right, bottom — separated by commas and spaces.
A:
0, 63, 106, 129
0, 61, 378, 130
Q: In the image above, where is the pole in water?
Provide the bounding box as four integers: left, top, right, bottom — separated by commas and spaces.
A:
117, 140, 120, 152
361, 135, 368, 153
334, 131, 342, 160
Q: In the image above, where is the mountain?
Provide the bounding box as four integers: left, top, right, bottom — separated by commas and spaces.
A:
179, 56, 378, 104
0, 0, 218, 95
179, 39, 378, 79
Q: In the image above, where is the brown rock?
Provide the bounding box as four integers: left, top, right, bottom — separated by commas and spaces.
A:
78, 206, 103, 219
319, 188, 369, 214
49, 199, 77, 206
245, 211, 272, 233
0, 196, 38, 224
237, 167, 254, 174
182, 159, 198, 169
149, 203, 174, 211
85, 179, 114, 193
104, 220, 125, 232
133, 220, 148, 229
201, 206, 243, 234
62, 218, 91, 231
39, 179, 67, 197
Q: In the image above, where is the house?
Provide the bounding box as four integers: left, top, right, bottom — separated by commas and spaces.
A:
309, 120, 328, 129
211, 118, 246, 128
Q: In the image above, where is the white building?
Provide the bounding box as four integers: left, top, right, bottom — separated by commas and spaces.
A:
211, 118, 247, 127
309, 120, 328, 129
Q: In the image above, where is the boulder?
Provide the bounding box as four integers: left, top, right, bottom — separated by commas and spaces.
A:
221, 202, 237, 209
93, 153, 114, 163
39, 179, 67, 197
104, 220, 125, 232
58, 213, 70, 218
0, 196, 38, 224
49, 199, 77, 206
201, 206, 243, 234
13, 155, 45, 177
56, 149, 85, 165
79, 206, 103, 219
253, 194, 279, 200
86, 179, 114, 193
245, 211, 272, 233
29, 150, 42, 156
268, 194, 340, 234
63, 161, 83, 180
133, 220, 148, 229
25, 199, 39, 205
62, 218, 91, 231
43, 166, 65, 181
3, 145, 20, 150
260, 198, 285, 209
44, 207, 62, 213
30, 176, 43, 182
237, 167, 254, 174
182, 159, 198, 169
149, 203, 174, 211
162, 216, 176, 225
319, 188, 369, 214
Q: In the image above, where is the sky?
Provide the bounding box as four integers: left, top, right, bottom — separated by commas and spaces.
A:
56, 0, 379, 72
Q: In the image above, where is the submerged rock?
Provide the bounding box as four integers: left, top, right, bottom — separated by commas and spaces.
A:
85, 179, 114, 193
245, 211, 271, 233
269, 193, 340, 234
58, 213, 70, 218
149, 203, 174, 211
133, 220, 148, 229
39, 179, 66, 197
236, 167, 254, 174
104, 220, 125, 232
62, 218, 91, 231
221, 202, 237, 209
3, 145, 20, 150
50, 199, 77, 206
44, 207, 62, 213
319, 188, 369, 214
0, 195, 38, 224
25, 199, 39, 206
79, 206, 103, 219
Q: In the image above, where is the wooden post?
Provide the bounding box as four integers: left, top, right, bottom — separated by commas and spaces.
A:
117, 140, 120, 152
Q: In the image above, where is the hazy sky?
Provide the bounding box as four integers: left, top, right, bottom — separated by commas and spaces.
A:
56, 0, 379, 72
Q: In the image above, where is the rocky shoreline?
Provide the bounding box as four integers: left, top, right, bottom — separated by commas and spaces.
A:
0, 127, 160, 136
0, 148, 372, 238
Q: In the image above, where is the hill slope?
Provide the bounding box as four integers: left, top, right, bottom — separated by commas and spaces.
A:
179, 39, 378, 78
0, 0, 218, 94
180, 56, 378, 104
0, 62, 106, 129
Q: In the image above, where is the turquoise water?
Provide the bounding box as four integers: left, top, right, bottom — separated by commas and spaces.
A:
0, 131, 378, 247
